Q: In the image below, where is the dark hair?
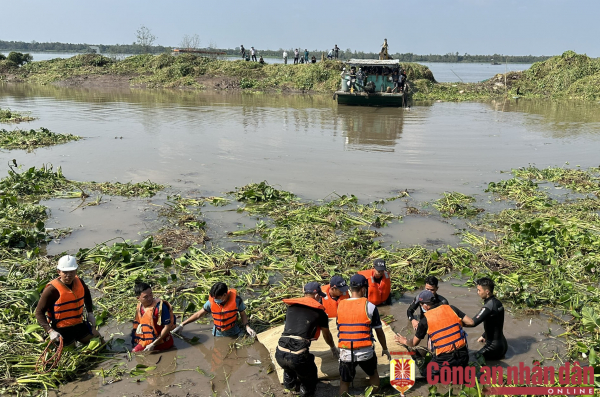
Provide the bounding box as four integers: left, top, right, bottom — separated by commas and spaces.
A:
425, 276, 439, 287
476, 277, 495, 292
134, 282, 152, 297
210, 282, 228, 298
350, 286, 366, 294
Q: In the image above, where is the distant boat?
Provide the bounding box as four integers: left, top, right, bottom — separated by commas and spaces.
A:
491, 62, 502, 65
335, 59, 410, 107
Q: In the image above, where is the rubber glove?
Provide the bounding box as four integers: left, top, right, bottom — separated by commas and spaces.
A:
330, 346, 340, 360
246, 325, 257, 338
172, 324, 184, 335
87, 312, 96, 328
49, 329, 61, 343
143, 341, 157, 352
382, 349, 391, 360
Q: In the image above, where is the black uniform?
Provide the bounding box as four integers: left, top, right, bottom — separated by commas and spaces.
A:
407, 294, 448, 322
471, 295, 507, 360
275, 303, 329, 396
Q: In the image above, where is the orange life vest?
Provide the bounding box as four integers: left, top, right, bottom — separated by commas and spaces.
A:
46, 276, 85, 328
209, 289, 239, 333
358, 269, 391, 306
133, 299, 175, 348
282, 296, 326, 341
424, 304, 467, 355
322, 284, 349, 318
336, 297, 374, 349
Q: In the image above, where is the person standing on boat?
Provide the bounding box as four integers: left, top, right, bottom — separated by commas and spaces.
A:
356, 68, 365, 90
461, 277, 508, 360
392, 70, 400, 92
173, 282, 256, 338
251, 46, 257, 62
275, 282, 338, 397
240, 45, 246, 59
35, 255, 102, 346
283, 50, 288, 64
348, 66, 357, 91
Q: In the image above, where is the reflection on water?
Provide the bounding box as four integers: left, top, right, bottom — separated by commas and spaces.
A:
335, 106, 406, 152
1, 83, 600, 202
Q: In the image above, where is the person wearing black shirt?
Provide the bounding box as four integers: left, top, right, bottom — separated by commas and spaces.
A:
275, 282, 338, 397
395, 290, 471, 375
461, 277, 508, 361
406, 276, 448, 330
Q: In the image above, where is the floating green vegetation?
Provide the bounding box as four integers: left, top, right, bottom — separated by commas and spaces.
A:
5, 167, 600, 393
0, 108, 36, 123
433, 192, 484, 218
0, 127, 80, 150
513, 165, 600, 194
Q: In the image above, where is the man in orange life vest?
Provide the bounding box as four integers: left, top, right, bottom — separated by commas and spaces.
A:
321, 275, 349, 318
358, 259, 392, 306
35, 255, 102, 346
173, 282, 256, 338
337, 274, 391, 396
394, 290, 471, 375
275, 282, 338, 397
131, 282, 176, 352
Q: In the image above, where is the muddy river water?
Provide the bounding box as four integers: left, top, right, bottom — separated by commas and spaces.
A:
1, 83, 600, 396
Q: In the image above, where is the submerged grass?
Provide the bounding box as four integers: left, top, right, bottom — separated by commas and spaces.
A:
0, 108, 36, 123
0, 127, 80, 150
3, 165, 600, 393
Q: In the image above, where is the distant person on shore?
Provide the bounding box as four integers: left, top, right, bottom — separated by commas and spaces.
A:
294, 48, 299, 64
311, 55, 316, 64
240, 45, 245, 59
283, 50, 288, 64
327, 48, 334, 60
251, 47, 257, 62
299, 56, 304, 64
304, 49, 309, 63
259, 55, 265, 64
334, 44, 339, 59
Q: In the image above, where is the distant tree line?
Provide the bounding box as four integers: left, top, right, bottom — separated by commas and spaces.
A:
0, 40, 169, 55
1, 40, 551, 63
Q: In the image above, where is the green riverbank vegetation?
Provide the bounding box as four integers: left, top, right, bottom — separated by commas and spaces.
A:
2, 51, 598, 101
2, 161, 600, 393
0, 127, 80, 150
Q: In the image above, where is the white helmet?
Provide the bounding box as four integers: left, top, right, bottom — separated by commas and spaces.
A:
57, 255, 78, 271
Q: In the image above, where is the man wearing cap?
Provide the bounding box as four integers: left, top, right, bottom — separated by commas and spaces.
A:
337, 274, 391, 396
407, 275, 449, 330
321, 275, 349, 318
394, 290, 471, 375
275, 282, 338, 397
35, 255, 101, 346
358, 259, 392, 306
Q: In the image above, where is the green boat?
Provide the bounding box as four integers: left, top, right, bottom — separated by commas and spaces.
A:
335, 59, 410, 107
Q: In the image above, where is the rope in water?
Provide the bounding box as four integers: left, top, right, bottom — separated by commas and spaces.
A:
36, 336, 64, 373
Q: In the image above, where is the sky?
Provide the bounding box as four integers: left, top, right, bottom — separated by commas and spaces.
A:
1, 0, 598, 57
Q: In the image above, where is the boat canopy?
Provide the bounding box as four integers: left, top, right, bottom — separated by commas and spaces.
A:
346, 59, 400, 66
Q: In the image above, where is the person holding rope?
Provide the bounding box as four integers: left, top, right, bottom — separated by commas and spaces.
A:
35, 255, 102, 346
131, 282, 176, 352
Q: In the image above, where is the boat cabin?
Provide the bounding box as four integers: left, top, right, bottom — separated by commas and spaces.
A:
341, 59, 402, 93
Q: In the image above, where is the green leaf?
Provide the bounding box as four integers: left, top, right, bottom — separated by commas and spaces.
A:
24, 324, 43, 334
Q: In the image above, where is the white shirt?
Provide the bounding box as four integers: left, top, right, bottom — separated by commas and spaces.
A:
251, 48, 255, 55
283, 51, 288, 58
339, 299, 382, 362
